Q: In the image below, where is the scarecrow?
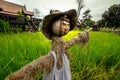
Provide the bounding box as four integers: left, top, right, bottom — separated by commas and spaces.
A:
5, 9, 91, 80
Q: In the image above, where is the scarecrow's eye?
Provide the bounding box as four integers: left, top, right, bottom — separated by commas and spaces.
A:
62, 23, 66, 26
61, 21, 70, 26
67, 23, 70, 26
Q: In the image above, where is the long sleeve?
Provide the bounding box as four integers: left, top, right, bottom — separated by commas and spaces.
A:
65, 31, 89, 49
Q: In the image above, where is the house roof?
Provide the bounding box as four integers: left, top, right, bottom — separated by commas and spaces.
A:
0, 0, 34, 16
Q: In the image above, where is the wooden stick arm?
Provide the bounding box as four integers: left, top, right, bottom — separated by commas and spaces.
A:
65, 30, 90, 49
85, 28, 93, 32
5, 53, 54, 80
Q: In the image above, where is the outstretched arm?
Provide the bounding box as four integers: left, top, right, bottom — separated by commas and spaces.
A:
65, 31, 90, 49
5, 53, 54, 80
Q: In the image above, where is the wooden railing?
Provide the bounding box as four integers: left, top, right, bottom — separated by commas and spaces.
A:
0, 13, 42, 25
0, 13, 42, 31
0, 13, 26, 24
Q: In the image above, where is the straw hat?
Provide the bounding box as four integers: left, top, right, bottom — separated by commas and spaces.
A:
42, 9, 77, 39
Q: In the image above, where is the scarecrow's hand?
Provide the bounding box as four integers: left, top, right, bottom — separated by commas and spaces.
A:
65, 31, 90, 49
77, 28, 92, 43
78, 31, 89, 43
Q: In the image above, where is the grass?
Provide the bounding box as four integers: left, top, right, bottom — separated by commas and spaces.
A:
68, 31, 120, 80
0, 31, 120, 80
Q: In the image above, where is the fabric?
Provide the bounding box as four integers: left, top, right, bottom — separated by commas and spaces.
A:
43, 51, 71, 80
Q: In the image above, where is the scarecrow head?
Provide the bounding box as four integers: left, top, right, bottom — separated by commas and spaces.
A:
42, 9, 77, 39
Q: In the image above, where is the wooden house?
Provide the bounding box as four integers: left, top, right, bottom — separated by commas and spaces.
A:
0, 0, 41, 31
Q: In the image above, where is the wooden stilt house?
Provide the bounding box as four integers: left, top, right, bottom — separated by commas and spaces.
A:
0, 0, 41, 31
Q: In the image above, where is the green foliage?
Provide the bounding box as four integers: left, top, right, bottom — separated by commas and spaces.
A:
102, 4, 120, 28
97, 20, 105, 28
17, 10, 24, 21
8, 24, 24, 33
26, 15, 31, 20
79, 19, 94, 29
0, 31, 120, 80
80, 9, 93, 28
17, 10, 23, 16
0, 19, 10, 33
82, 9, 92, 20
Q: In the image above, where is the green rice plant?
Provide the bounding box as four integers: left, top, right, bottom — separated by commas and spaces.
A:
66, 31, 120, 80
0, 32, 50, 79
0, 31, 120, 80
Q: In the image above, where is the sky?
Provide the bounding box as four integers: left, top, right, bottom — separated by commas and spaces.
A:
5, 0, 120, 21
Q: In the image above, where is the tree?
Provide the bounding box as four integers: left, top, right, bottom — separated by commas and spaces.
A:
76, 0, 84, 29
102, 4, 120, 28
82, 9, 92, 20
81, 9, 93, 28
76, 0, 84, 18
97, 20, 105, 28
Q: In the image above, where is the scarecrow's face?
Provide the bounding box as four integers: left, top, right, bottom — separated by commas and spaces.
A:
52, 17, 70, 36
60, 19, 70, 35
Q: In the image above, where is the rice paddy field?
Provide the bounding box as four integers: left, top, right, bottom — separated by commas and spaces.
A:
0, 30, 120, 80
